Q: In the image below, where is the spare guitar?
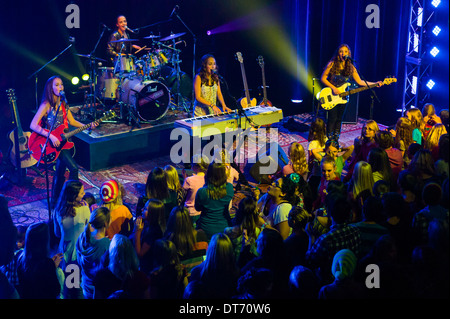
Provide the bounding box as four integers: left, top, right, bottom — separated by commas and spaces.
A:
6, 88, 38, 168
317, 77, 397, 110
236, 52, 257, 109
257, 55, 272, 107
28, 110, 116, 164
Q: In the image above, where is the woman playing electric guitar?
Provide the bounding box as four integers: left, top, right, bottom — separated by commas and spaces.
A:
320, 44, 383, 142
30, 75, 97, 208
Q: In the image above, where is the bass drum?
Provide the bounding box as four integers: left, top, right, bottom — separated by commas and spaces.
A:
120, 79, 171, 122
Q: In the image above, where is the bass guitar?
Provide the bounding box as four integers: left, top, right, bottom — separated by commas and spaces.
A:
236, 52, 257, 109
6, 88, 38, 168
28, 110, 116, 164
317, 77, 397, 110
257, 55, 272, 107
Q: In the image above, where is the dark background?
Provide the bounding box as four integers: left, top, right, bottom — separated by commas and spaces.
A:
0, 0, 448, 160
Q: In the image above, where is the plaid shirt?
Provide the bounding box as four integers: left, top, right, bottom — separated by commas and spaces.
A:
306, 223, 362, 270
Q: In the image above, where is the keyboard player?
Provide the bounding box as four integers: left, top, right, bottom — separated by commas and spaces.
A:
193, 54, 232, 116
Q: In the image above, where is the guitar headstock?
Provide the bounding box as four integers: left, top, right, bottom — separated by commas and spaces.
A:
257, 55, 265, 68
236, 52, 243, 63
383, 77, 397, 85
6, 88, 16, 103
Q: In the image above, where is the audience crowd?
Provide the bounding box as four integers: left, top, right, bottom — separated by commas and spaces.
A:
1, 106, 448, 299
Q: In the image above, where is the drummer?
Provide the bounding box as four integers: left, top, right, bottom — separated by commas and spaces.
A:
106, 15, 142, 64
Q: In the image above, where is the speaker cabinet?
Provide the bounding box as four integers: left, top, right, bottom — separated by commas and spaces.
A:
343, 87, 359, 124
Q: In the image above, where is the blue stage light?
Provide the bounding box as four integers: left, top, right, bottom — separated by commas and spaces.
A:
431, 0, 441, 8
432, 26, 441, 36
430, 47, 439, 57
426, 79, 435, 89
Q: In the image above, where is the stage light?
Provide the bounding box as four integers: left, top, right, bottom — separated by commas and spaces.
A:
432, 26, 441, 36
82, 74, 89, 81
71, 77, 80, 85
426, 79, 435, 89
417, 7, 423, 27
206, 30, 212, 36
411, 76, 418, 94
430, 47, 439, 57
291, 99, 303, 103
413, 33, 419, 52
431, 0, 441, 8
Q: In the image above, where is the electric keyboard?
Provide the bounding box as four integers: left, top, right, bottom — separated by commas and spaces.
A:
174, 106, 283, 137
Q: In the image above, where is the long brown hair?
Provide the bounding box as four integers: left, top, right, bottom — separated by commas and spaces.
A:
394, 117, 413, 151
308, 117, 327, 146
41, 76, 61, 108
55, 180, 84, 218
198, 54, 219, 84
205, 162, 228, 200
329, 44, 354, 77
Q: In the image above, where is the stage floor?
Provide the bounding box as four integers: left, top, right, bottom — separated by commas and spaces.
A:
3, 110, 388, 229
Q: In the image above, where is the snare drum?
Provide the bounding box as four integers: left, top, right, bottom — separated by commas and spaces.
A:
96, 67, 118, 100
113, 54, 136, 73
120, 79, 171, 122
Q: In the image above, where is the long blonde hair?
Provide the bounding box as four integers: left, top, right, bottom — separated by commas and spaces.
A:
288, 142, 308, 175
164, 165, 182, 191
352, 161, 374, 199
425, 124, 447, 151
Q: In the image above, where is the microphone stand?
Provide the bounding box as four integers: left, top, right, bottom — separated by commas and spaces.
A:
28, 40, 74, 110
85, 25, 109, 120
171, 10, 197, 88
36, 99, 64, 220
347, 58, 380, 120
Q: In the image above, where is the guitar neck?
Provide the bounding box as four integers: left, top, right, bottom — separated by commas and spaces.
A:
261, 65, 268, 102
340, 83, 378, 97
64, 119, 100, 139
239, 62, 252, 105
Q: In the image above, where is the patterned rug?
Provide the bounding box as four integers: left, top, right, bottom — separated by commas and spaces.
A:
4, 114, 386, 228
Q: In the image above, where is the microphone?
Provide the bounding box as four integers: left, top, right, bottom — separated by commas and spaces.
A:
100, 23, 112, 32
59, 91, 67, 102
170, 5, 179, 17
125, 26, 136, 34
212, 69, 223, 79
344, 55, 355, 62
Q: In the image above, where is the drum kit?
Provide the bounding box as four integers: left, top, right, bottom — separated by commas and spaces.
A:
78, 32, 190, 128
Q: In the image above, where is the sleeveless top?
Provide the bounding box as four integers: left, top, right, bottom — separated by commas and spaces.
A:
193, 80, 218, 117
41, 102, 68, 130
328, 73, 350, 88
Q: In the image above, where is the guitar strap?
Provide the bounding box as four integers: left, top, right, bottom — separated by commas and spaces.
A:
62, 102, 68, 128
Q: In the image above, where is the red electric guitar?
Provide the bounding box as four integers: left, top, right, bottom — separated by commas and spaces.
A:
28, 110, 115, 164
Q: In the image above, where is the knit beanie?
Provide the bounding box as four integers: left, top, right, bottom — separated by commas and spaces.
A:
331, 249, 357, 280
100, 179, 119, 203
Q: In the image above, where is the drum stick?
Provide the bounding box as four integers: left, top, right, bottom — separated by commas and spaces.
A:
134, 46, 147, 55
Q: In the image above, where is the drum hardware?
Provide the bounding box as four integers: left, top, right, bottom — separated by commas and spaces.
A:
115, 73, 141, 129
143, 34, 160, 39
160, 32, 186, 42
166, 37, 190, 113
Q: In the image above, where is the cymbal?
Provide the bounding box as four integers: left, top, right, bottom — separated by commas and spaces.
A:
143, 35, 160, 39
109, 38, 139, 43
160, 32, 186, 41
77, 54, 107, 62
